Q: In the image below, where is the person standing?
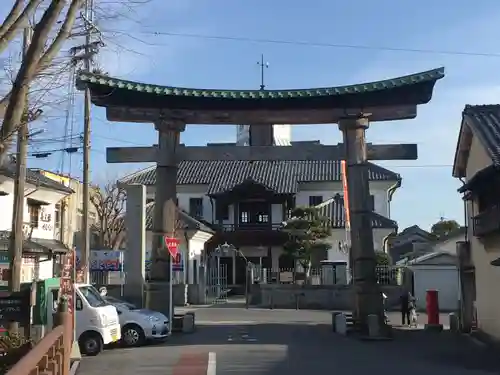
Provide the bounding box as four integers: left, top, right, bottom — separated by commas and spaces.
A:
400, 291, 410, 325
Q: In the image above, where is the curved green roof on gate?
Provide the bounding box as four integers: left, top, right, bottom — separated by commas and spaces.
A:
76, 67, 444, 99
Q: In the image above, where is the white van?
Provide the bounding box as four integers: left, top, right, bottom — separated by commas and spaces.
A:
48, 283, 121, 356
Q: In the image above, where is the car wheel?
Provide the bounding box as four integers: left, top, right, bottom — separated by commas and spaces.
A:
122, 324, 145, 347
79, 332, 103, 356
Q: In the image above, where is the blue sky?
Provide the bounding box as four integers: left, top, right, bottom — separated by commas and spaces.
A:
5, 0, 500, 230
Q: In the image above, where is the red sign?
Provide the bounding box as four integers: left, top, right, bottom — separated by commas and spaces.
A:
164, 237, 180, 258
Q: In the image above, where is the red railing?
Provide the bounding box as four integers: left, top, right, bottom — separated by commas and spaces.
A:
6, 306, 72, 375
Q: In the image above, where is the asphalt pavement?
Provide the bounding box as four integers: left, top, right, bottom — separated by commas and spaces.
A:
79, 299, 500, 375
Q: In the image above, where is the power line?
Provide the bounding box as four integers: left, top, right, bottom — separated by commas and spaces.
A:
103, 28, 500, 58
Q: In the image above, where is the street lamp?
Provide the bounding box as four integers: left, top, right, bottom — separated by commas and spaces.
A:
216, 242, 248, 263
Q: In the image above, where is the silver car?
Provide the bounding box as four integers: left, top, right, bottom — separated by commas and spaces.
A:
104, 296, 169, 347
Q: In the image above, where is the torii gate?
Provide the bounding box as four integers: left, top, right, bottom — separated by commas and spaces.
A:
76, 67, 444, 334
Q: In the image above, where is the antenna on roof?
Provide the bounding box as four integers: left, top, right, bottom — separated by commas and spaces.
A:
257, 54, 269, 90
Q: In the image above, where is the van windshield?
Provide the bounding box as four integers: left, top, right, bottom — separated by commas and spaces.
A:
79, 285, 108, 308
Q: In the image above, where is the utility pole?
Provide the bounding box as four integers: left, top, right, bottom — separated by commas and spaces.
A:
81, 0, 95, 283
8, 26, 32, 332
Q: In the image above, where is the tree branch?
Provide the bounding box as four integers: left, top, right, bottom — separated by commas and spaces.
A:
90, 182, 127, 249
0, 0, 43, 54
0, 0, 24, 39
37, 0, 83, 70
0, 0, 67, 164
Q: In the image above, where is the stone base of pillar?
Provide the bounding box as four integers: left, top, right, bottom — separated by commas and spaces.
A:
144, 282, 172, 317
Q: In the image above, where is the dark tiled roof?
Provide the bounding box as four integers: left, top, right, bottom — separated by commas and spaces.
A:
0, 164, 73, 193
77, 68, 444, 100
120, 160, 400, 195
316, 196, 398, 229
0, 231, 69, 254
144, 203, 214, 234
462, 105, 500, 166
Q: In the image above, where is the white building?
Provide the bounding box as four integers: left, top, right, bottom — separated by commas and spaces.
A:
0, 164, 73, 284
236, 124, 292, 146
119, 158, 399, 286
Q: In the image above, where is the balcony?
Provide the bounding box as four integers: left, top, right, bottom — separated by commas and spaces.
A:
219, 223, 283, 232
472, 204, 500, 237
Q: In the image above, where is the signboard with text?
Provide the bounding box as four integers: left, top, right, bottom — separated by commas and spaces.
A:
60, 250, 75, 316
164, 237, 180, 258
172, 252, 184, 272
0, 289, 31, 327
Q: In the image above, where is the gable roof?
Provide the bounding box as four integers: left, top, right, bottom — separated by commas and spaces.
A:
453, 105, 500, 178
316, 195, 398, 229
0, 164, 73, 194
120, 160, 400, 195
396, 251, 457, 266
144, 202, 214, 234
392, 225, 435, 243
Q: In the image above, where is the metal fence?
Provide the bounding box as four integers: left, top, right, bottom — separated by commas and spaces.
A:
253, 266, 407, 286
90, 269, 187, 286
205, 264, 228, 304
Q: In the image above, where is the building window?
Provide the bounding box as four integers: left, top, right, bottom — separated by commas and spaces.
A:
240, 211, 249, 223
309, 195, 323, 206
368, 195, 375, 211
55, 204, 61, 228
189, 198, 203, 219
257, 214, 269, 223
28, 202, 40, 228
287, 196, 296, 218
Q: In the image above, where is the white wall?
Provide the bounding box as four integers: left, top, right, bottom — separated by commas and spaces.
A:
326, 228, 393, 265
0, 194, 58, 240
144, 230, 209, 284
434, 235, 466, 254
411, 265, 460, 311
145, 180, 394, 226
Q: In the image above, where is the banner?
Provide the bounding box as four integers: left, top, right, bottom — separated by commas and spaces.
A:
341, 160, 351, 231
76, 250, 153, 271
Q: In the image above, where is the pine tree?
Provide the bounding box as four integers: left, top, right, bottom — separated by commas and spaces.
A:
282, 207, 332, 281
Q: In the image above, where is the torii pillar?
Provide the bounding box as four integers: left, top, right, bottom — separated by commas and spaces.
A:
144, 120, 185, 316
339, 116, 385, 333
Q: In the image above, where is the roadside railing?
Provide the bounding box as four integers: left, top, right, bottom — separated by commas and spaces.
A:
5, 300, 72, 375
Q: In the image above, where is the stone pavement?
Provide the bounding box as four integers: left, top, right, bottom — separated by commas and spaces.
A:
79, 300, 500, 375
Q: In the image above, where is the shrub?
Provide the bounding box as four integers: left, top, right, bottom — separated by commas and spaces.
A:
0, 333, 33, 375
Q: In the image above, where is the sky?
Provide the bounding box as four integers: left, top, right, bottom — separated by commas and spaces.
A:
3, 0, 500, 231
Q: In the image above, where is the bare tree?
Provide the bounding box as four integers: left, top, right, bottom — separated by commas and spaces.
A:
90, 182, 126, 250
0, 0, 84, 164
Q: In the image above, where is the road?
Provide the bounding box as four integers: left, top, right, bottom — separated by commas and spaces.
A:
79, 300, 500, 375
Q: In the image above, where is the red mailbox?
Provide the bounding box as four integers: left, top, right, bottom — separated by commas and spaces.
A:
426, 289, 440, 325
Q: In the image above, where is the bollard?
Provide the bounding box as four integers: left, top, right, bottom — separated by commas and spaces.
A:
182, 312, 195, 333
331, 312, 340, 332
449, 313, 459, 332
367, 314, 380, 337
424, 290, 443, 332
335, 313, 347, 335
